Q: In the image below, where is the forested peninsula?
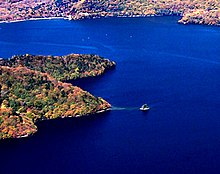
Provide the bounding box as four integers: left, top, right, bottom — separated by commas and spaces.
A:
0, 54, 116, 139
0, 0, 220, 26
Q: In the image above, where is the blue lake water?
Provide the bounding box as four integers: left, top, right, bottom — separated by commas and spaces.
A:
0, 16, 220, 174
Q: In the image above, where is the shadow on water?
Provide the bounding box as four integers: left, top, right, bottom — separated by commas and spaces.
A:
0, 111, 111, 147
66, 67, 116, 89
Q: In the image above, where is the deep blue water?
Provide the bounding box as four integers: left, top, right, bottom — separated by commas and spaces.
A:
0, 16, 220, 174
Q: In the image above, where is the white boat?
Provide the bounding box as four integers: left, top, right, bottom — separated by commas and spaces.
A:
68, 15, 72, 20
140, 104, 150, 111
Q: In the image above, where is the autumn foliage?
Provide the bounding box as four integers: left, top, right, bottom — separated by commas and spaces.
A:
0, 0, 220, 26
0, 54, 115, 139
1, 54, 116, 81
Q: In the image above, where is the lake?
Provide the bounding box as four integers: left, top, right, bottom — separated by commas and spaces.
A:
0, 16, 220, 174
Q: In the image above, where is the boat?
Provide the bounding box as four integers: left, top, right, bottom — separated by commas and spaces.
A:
68, 15, 72, 20
140, 104, 150, 111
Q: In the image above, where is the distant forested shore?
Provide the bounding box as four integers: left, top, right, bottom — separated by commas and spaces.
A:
0, 0, 219, 26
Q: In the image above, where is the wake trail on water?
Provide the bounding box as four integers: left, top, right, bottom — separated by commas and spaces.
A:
144, 50, 220, 65
0, 41, 24, 46
111, 106, 138, 111
166, 53, 220, 65
31, 42, 98, 50
111, 102, 162, 111
93, 41, 115, 52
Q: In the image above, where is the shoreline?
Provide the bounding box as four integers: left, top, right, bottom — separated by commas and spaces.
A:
0, 15, 219, 27
0, 53, 115, 140
0, 17, 67, 24
0, 15, 178, 24
3, 107, 111, 140
0, 15, 183, 26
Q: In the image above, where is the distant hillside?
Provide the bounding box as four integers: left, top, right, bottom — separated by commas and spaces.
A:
0, 0, 219, 26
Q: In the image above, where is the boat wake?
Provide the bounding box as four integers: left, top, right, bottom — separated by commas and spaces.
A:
110, 101, 164, 111
31, 42, 98, 50
110, 106, 138, 111
164, 52, 220, 65
145, 50, 220, 65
